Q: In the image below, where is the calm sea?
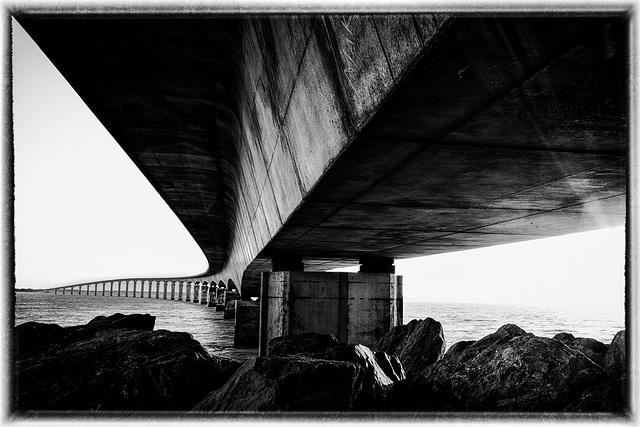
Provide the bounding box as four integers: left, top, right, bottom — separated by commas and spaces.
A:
14, 292, 625, 358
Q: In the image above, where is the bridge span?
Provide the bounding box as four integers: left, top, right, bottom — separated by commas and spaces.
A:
19, 13, 627, 352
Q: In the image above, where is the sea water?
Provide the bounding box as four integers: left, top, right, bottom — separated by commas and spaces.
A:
14, 292, 625, 358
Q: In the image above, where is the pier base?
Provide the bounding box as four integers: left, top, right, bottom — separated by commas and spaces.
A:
258, 271, 402, 356
234, 300, 260, 347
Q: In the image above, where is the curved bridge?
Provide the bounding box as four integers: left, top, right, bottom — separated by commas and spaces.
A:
42, 276, 239, 309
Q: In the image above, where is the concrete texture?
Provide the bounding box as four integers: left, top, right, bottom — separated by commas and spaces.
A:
22, 15, 627, 297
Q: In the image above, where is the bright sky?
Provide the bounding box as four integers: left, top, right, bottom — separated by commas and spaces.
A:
11, 19, 626, 309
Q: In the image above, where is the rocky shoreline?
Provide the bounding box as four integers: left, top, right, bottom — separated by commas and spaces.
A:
14, 313, 626, 413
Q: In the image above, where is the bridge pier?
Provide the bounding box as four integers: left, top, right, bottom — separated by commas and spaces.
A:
171, 281, 175, 300
94, 283, 97, 296
186, 282, 191, 302
193, 283, 199, 303
178, 282, 184, 300
257, 258, 402, 356
224, 289, 240, 319
200, 283, 208, 305
162, 281, 167, 299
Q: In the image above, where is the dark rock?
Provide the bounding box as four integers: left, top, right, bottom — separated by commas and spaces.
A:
553, 333, 609, 368
564, 379, 623, 412
605, 330, 626, 380
16, 315, 242, 411
553, 332, 576, 342
15, 322, 66, 356
402, 324, 607, 411
193, 356, 365, 411
445, 340, 476, 358
376, 318, 445, 377
309, 343, 406, 409
268, 332, 339, 356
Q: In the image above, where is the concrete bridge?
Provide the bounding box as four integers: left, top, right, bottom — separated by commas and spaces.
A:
43, 276, 236, 308
20, 14, 627, 352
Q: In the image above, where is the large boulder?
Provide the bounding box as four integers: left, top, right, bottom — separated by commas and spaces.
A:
16, 315, 243, 411
268, 332, 339, 356
401, 324, 607, 411
192, 356, 366, 411
553, 332, 609, 368
376, 318, 445, 377
308, 343, 405, 409
605, 330, 626, 380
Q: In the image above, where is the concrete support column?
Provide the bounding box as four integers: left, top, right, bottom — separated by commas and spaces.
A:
102, 282, 105, 296
171, 281, 175, 300
178, 282, 184, 301
109, 282, 113, 296
258, 271, 402, 356
163, 281, 167, 299
215, 287, 226, 310
86, 285, 89, 295
156, 281, 160, 299
186, 283, 191, 302
224, 290, 240, 319
94, 284, 97, 296
62, 288, 65, 295
54, 289, 57, 294
117, 281, 121, 297
148, 281, 152, 298
125, 280, 129, 297
234, 300, 260, 347
208, 286, 218, 308
201, 283, 208, 305
193, 283, 200, 303
133, 281, 137, 298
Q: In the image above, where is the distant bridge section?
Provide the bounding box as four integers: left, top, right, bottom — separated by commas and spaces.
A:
43, 276, 238, 309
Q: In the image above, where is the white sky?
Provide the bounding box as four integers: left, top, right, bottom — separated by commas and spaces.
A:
11, 19, 626, 308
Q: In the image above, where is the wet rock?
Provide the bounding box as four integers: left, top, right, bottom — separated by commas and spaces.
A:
553, 332, 608, 368
605, 330, 626, 380
192, 356, 365, 411
376, 318, 445, 377
16, 315, 242, 411
402, 324, 607, 411
268, 332, 339, 356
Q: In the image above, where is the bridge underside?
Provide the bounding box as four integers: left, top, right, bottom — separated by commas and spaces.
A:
20, 15, 627, 297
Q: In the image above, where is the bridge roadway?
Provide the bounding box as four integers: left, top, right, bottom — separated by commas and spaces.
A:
20, 14, 627, 348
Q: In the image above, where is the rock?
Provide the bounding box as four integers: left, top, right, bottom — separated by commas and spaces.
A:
605, 330, 625, 380
268, 332, 339, 356
16, 315, 242, 411
553, 333, 608, 368
402, 324, 607, 411
309, 343, 406, 409
445, 340, 476, 358
376, 318, 445, 377
564, 380, 623, 412
193, 356, 366, 411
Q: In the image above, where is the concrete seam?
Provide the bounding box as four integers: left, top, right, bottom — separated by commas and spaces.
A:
484, 158, 627, 204
371, 16, 397, 82
369, 192, 627, 256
